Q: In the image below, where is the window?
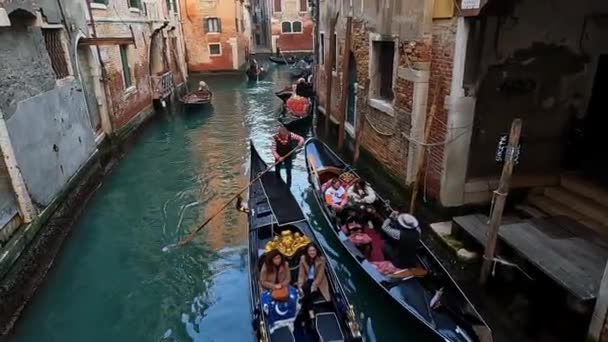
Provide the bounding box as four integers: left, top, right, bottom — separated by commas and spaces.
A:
209, 43, 221, 56
320, 33, 325, 65
274, 0, 281, 12
281, 21, 292, 33
235, 18, 239, 32
165, 0, 175, 12
372, 41, 395, 101
92, 0, 106, 4
299, 0, 307, 12
292, 21, 302, 33
205, 17, 221, 33
128, 0, 141, 9
119, 45, 132, 89
42, 29, 70, 79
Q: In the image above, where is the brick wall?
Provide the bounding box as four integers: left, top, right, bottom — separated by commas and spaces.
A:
316, 16, 458, 203
424, 18, 457, 198
92, 14, 153, 130
182, 0, 247, 71
273, 16, 313, 52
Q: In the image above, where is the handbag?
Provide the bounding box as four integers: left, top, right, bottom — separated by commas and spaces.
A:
271, 286, 289, 302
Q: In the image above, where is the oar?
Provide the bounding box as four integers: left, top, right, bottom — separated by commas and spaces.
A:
162, 145, 303, 252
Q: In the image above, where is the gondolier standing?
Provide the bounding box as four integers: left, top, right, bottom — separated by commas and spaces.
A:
271, 126, 304, 187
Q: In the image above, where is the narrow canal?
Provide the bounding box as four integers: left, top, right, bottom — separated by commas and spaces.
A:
11, 64, 432, 341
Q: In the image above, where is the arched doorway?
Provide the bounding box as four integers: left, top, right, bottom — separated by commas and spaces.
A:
76, 43, 102, 133
346, 52, 358, 131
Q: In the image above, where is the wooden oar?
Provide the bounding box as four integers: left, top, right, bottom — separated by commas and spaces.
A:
162, 145, 302, 252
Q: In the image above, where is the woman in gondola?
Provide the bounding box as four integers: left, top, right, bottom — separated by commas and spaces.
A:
297, 243, 330, 324
259, 249, 300, 333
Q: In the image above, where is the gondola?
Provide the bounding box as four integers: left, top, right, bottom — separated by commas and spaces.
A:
275, 86, 294, 103
247, 62, 269, 81
247, 142, 363, 342
269, 55, 298, 65
289, 61, 312, 80
179, 89, 212, 106
304, 137, 493, 342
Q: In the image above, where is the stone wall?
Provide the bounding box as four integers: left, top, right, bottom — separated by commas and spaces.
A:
425, 18, 457, 198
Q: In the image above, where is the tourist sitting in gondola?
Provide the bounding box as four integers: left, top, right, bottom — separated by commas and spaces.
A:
346, 180, 377, 224
342, 215, 373, 257
285, 84, 311, 118
297, 243, 330, 328
260, 249, 300, 334
324, 178, 348, 213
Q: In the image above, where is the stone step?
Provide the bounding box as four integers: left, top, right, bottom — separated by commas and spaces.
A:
561, 173, 608, 209
544, 187, 608, 225
527, 194, 606, 234
514, 204, 547, 219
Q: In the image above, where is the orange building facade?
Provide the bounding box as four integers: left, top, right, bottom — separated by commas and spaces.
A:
182, 0, 250, 72
270, 0, 313, 53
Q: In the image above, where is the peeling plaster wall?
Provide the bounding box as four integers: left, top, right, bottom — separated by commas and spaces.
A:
467, 0, 608, 178
7, 79, 96, 206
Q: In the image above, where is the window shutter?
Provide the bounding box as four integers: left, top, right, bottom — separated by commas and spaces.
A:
299, 0, 306, 12
274, 0, 281, 12
204, 19, 209, 33
217, 18, 222, 33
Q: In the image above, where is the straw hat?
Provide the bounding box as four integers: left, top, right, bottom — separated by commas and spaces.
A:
397, 214, 419, 230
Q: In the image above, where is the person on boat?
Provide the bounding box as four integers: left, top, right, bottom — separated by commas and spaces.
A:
197, 81, 209, 92
285, 92, 310, 118
324, 178, 348, 212
297, 243, 330, 324
260, 249, 291, 291
259, 249, 300, 333
271, 126, 304, 186
295, 78, 314, 98
343, 215, 373, 257
346, 179, 377, 227
381, 212, 421, 269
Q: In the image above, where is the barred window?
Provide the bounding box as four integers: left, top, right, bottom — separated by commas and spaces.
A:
292, 21, 302, 33
42, 29, 70, 79
281, 21, 292, 33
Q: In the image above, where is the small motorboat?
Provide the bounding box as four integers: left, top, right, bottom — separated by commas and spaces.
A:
304, 137, 494, 342
179, 89, 212, 106
269, 55, 298, 65
247, 141, 363, 342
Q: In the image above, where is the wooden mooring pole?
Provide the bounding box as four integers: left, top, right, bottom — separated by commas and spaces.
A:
480, 118, 522, 285
337, 15, 352, 151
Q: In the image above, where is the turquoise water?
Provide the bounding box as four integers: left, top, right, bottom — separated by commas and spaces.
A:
10, 65, 435, 341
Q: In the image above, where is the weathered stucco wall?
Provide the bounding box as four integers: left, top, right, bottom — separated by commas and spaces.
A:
467, 0, 608, 178
0, 19, 56, 117
7, 79, 96, 206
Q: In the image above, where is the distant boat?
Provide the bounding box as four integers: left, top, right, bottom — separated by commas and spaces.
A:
278, 102, 312, 132
247, 141, 363, 342
179, 89, 212, 106
269, 55, 298, 65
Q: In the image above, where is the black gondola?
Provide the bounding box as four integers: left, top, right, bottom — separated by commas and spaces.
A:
247, 61, 269, 81
269, 55, 298, 65
247, 142, 363, 342
304, 137, 493, 342
289, 61, 312, 79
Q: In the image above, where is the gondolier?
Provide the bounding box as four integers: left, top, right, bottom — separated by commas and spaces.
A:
271, 126, 304, 186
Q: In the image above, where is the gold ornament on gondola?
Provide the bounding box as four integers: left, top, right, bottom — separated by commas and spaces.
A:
264, 230, 311, 258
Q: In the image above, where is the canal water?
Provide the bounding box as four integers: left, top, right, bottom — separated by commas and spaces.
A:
11, 64, 434, 341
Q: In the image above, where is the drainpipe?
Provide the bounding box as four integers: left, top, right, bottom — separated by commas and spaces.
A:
85, 0, 115, 135
0, 110, 36, 223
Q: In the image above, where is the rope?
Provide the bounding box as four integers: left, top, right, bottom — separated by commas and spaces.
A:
365, 114, 396, 136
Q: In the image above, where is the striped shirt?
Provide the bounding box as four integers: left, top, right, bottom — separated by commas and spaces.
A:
271, 132, 304, 160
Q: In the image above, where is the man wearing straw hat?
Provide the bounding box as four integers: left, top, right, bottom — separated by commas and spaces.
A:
381, 211, 421, 269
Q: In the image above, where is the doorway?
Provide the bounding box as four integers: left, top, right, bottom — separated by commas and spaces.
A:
582, 54, 608, 185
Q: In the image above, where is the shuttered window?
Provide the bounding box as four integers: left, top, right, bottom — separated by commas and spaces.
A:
274, 0, 281, 12
119, 45, 132, 88
42, 29, 70, 79
299, 0, 307, 12
204, 18, 221, 33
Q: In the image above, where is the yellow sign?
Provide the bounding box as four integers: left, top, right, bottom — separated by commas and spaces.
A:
264, 230, 311, 258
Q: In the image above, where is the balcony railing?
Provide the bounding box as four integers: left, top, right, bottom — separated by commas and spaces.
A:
151, 71, 174, 99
